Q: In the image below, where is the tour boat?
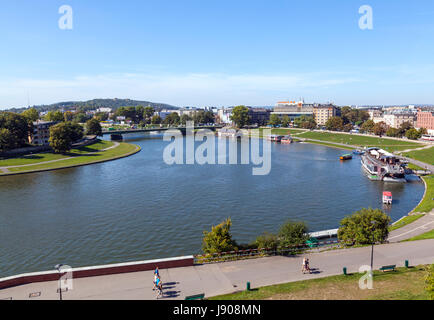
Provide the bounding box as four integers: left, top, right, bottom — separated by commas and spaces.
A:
267, 135, 283, 142
340, 154, 353, 161
361, 148, 407, 183
383, 191, 393, 205
281, 135, 293, 144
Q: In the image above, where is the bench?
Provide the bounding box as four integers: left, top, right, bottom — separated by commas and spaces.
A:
185, 293, 205, 300
379, 265, 396, 272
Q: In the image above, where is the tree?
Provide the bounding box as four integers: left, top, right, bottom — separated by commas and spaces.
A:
386, 127, 400, 137
419, 127, 428, 136
163, 112, 181, 126
94, 112, 109, 121
144, 106, 155, 121
49, 122, 84, 153
86, 119, 103, 136
360, 119, 375, 134
180, 114, 192, 125
202, 218, 237, 254
0, 128, 15, 152
151, 115, 162, 125
230, 106, 251, 128
278, 220, 309, 247
325, 116, 344, 131
45, 110, 64, 122
343, 123, 353, 132
301, 118, 317, 130
398, 121, 413, 136
0, 112, 31, 149
281, 115, 291, 127
22, 108, 39, 122
337, 208, 391, 246
406, 128, 421, 140
74, 112, 90, 123
268, 114, 281, 127
373, 121, 388, 136
64, 111, 74, 122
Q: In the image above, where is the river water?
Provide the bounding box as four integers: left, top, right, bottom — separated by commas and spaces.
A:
0, 134, 424, 277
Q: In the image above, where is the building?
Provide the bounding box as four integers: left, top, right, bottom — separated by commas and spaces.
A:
313, 104, 337, 126
248, 107, 271, 126
416, 109, 434, 134
217, 107, 233, 124
96, 107, 112, 113
29, 121, 57, 146
272, 100, 314, 121
394, 113, 417, 128
371, 112, 417, 128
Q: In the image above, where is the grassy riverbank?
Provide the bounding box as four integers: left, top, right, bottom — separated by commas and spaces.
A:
210, 266, 431, 300
412, 175, 434, 213
403, 146, 434, 166
297, 131, 422, 152
0, 140, 140, 176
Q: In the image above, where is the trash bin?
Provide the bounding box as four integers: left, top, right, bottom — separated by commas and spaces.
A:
246, 282, 251, 291
405, 260, 409, 268
343, 267, 347, 275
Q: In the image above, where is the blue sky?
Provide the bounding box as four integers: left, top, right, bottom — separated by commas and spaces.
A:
1, 0, 434, 108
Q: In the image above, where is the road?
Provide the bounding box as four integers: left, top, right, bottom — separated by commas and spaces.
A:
1, 239, 433, 300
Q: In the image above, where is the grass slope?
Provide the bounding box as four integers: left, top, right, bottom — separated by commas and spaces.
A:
210, 266, 430, 300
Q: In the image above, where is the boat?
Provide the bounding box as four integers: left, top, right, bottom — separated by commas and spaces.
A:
361, 148, 407, 183
383, 191, 392, 205
267, 135, 283, 142
353, 149, 365, 155
340, 154, 353, 161
281, 135, 293, 144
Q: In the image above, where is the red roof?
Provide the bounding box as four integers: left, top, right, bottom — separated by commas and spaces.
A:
383, 192, 392, 197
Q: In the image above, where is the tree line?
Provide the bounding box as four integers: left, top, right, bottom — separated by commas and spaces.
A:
201, 208, 391, 255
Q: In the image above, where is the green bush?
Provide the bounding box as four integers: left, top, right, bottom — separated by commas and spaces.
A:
338, 208, 391, 245
255, 232, 279, 251
278, 220, 309, 247
202, 218, 238, 254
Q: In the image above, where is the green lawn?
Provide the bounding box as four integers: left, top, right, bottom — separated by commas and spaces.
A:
302, 140, 354, 151
1, 141, 139, 175
403, 146, 434, 166
412, 175, 434, 213
250, 128, 307, 138
0, 140, 115, 167
210, 266, 430, 300
404, 230, 434, 242
390, 214, 425, 231
298, 132, 421, 152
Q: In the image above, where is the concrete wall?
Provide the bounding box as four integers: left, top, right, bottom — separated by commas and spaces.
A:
0, 256, 194, 290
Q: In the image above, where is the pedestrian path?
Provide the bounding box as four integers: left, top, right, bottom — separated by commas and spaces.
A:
1, 239, 433, 300
388, 211, 434, 242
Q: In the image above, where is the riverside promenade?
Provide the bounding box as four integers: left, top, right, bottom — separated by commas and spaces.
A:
1, 239, 433, 300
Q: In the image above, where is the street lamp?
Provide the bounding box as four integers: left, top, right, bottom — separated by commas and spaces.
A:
54, 264, 64, 301
370, 221, 376, 272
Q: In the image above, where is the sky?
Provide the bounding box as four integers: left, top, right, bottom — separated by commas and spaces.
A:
1, 0, 434, 109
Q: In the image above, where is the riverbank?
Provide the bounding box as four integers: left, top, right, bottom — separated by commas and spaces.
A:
0, 140, 140, 176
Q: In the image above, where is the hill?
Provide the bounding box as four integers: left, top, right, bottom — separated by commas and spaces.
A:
5, 98, 178, 113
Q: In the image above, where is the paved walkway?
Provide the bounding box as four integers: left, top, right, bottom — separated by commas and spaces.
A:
388, 211, 434, 242
1, 239, 433, 300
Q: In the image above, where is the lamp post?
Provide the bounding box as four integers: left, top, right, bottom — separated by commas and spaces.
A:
54, 264, 64, 301
370, 221, 376, 272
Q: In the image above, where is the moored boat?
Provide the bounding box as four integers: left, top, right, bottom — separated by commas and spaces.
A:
353, 149, 365, 155
361, 148, 407, 183
267, 135, 284, 142
382, 191, 392, 205
281, 135, 293, 144
340, 154, 353, 160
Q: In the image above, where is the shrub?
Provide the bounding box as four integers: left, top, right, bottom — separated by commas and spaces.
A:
202, 218, 237, 254
278, 220, 309, 247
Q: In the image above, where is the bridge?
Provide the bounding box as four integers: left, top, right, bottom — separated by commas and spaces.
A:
102, 125, 223, 140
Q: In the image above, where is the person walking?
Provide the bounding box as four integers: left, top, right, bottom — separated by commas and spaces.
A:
302, 257, 307, 274
155, 276, 163, 299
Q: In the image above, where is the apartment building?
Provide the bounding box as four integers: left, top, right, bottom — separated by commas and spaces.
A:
29, 121, 57, 146
313, 104, 337, 126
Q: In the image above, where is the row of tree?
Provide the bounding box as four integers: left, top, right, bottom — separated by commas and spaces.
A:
201, 208, 391, 255
0, 112, 34, 152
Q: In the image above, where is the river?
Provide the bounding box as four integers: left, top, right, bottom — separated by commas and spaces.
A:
0, 134, 424, 277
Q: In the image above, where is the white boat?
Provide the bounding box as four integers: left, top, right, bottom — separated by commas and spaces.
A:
361, 148, 407, 183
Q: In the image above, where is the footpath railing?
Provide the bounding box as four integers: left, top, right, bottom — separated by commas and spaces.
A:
194, 240, 341, 264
